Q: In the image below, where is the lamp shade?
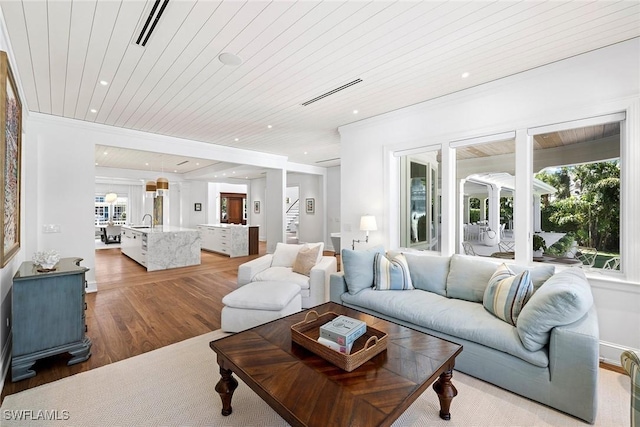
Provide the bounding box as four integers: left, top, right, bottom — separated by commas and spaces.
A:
105, 192, 118, 204
145, 181, 157, 192
359, 215, 377, 231
156, 177, 169, 190
156, 177, 169, 196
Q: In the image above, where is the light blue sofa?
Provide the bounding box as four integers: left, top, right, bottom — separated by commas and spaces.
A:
330, 251, 599, 423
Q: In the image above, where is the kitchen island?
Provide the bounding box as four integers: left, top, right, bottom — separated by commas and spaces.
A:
197, 224, 259, 257
121, 225, 201, 271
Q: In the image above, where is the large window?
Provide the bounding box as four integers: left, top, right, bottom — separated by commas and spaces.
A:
531, 120, 621, 270
456, 137, 515, 257
95, 195, 127, 225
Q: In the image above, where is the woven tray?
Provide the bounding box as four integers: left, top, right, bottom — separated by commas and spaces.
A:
291, 310, 388, 372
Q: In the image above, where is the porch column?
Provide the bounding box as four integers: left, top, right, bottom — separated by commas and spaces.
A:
463, 195, 470, 223
480, 197, 487, 222
533, 195, 542, 232
485, 184, 501, 246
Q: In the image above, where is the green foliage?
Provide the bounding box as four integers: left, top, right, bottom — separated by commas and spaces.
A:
533, 234, 547, 251
469, 209, 480, 223
537, 161, 619, 252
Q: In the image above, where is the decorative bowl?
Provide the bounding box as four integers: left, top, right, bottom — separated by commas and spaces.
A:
33, 250, 60, 270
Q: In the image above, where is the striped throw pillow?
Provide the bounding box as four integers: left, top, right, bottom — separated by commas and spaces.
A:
483, 263, 533, 326
373, 253, 414, 291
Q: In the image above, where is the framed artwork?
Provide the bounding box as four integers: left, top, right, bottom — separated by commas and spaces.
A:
254, 201, 260, 214
305, 198, 315, 214
194, 203, 202, 212
0, 51, 21, 267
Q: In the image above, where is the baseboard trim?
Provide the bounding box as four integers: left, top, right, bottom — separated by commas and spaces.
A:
599, 340, 638, 367
86, 280, 97, 293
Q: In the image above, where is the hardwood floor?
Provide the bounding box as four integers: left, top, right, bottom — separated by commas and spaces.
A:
1, 246, 265, 401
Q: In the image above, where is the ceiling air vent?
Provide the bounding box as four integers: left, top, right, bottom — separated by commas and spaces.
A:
176, 160, 189, 166
301, 79, 362, 106
315, 158, 340, 164
135, 0, 170, 47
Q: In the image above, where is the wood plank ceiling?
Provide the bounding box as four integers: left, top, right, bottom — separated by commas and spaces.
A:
1, 0, 638, 173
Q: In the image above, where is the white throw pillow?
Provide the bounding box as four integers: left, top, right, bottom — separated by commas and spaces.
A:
271, 242, 324, 268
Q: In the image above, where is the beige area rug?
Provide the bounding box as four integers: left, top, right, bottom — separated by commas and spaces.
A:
1, 330, 630, 427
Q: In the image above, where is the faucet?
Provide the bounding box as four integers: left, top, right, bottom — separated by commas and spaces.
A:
141, 214, 153, 228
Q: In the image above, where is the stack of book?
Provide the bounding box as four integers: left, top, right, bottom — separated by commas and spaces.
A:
317, 315, 366, 354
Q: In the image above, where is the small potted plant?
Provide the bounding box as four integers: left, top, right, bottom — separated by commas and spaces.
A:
533, 234, 547, 258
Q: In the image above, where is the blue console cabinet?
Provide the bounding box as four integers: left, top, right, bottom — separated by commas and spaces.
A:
11, 257, 92, 381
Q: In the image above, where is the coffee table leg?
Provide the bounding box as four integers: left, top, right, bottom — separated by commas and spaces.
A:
215, 367, 238, 416
433, 369, 458, 420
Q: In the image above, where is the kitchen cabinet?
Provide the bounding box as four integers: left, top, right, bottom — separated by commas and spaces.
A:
198, 224, 258, 257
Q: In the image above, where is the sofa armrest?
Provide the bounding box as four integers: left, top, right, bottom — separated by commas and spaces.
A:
307, 256, 337, 306
237, 254, 273, 286
330, 272, 347, 304
548, 305, 599, 423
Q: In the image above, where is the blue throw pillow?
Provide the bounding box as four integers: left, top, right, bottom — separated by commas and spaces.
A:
341, 246, 385, 295
373, 253, 413, 291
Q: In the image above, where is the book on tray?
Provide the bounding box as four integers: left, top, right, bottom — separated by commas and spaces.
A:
317, 315, 366, 354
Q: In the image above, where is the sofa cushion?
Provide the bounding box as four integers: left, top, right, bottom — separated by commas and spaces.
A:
446, 254, 500, 302
342, 288, 548, 367
341, 246, 385, 295
483, 264, 533, 326
292, 245, 320, 276
517, 268, 593, 351
272, 242, 323, 268
373, 253, 413, 290
223, 281, 301, 311
403, 253, 449, 296
253, 267, 310, 289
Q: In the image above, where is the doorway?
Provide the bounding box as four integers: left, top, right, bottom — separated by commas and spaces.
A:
220, 193, 246, 225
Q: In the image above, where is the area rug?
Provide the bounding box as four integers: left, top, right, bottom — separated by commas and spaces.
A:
1, 330, 630, 426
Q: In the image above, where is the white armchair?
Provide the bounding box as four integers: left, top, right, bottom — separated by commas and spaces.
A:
237, 243, 337, 308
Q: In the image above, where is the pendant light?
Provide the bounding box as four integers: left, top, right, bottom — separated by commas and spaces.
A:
156, 158, 169, 196
105, 192, 118, 204
156, 177, 169, 196
145, 180, 157, 198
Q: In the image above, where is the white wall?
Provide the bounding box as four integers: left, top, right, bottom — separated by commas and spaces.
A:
325, 166, 341, 252
339, 38, 640, 364
249, 178, 267, 240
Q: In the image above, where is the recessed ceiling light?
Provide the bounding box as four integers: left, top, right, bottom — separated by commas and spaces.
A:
245, 176, 248, 179
90, 109, 97, 113
214, 175, 218, 178
173, 170, 177, 173
234, 138, 239, 142
222, 173, 226, 176
267, 125, 272, 129
103, 151, 108, 155
304, 151, 308, 155
461, 72, 470, 79
145, 162, 149, 166
99, 80, 109, 86
196, 162, 200, 166
218, 52, 242, 66
353, 110, 358, 114
95, 162, 98, 166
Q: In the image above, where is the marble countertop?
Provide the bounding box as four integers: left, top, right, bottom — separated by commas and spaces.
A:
122, 225, 198, 233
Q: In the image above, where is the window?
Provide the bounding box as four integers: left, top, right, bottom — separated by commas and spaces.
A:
531, 120, 621, 270
95, 195, 127, 225
456, 137, 515, 257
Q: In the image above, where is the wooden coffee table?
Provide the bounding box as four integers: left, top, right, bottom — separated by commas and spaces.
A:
210, 302, 462, 426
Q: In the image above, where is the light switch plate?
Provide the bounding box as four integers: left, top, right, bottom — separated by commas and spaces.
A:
42, 224, 61, 233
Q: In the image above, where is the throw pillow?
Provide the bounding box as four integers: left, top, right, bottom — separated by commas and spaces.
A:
271, 243, 303, 268
292, 245, 320, 276
271, 242, 324, 268
516, 268, 594, 351
483, 263, 533, 326
341, 246, 385, 295
373, 253, 414, 291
